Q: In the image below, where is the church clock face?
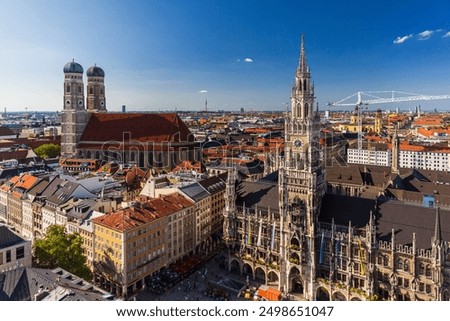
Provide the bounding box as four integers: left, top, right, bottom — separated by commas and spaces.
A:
294, 139, 302, 147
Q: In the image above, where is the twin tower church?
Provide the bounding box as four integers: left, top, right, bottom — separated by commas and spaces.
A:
61, 62, 106, 156
60, 61, 200, 165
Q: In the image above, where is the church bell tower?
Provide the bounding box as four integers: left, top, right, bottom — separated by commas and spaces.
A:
61, 60, 87, 157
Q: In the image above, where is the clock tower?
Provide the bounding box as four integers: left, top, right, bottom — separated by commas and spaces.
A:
280, 35, 326, 299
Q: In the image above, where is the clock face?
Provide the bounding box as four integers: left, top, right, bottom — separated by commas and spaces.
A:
294, 139, 302, 147
66, 100, 71, 106
78, 100, 84, 106
100, 101, 105, 107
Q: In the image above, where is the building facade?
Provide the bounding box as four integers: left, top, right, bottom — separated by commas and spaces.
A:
0, 225, 32, 271
223, 36, 450, 301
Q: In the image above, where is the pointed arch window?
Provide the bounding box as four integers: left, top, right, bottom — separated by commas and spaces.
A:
404, 259, 410, 272
419, 263, 425, 275
425, 265, 432, 278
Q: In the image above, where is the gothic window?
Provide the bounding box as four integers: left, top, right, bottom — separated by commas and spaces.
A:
78, 86, 82, 93
425, 265, 432, 278
377, 254, 383, 265
419, 282, 424, 292
397, 258, 403, 270
66, 85, 71, 93
304, 103, 309, 118
303, 79, 307, 91
404, 259, 410, 272
404, 278, 409, 288
383, 256, 389, 267
90, 87, 93, 95
418, 263, 425, 275
100, 88, 103, 95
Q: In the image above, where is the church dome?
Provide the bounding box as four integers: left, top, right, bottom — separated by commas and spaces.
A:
63, 60, 84, 74
86, 65, 105, 77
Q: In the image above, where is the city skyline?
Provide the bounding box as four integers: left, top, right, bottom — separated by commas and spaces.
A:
1, 0, 450, 112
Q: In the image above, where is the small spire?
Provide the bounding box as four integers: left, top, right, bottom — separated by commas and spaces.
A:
434, 206, 442, 243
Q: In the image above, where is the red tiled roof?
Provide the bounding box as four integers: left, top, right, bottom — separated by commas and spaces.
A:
93, 193, 193, 232
0, 150, 28, 161
15, 174, 39, 190
79, 113, 194, 143
173, 160, 205, 173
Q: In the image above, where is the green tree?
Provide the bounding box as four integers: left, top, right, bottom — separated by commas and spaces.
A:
33, 225, 92, 280
34, 143, 61, 158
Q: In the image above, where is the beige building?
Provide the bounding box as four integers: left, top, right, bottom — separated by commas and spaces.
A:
92, 193, 193, 299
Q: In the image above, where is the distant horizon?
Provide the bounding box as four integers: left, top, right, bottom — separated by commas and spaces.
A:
1, 1, 450, 112
4, 106, 450, 114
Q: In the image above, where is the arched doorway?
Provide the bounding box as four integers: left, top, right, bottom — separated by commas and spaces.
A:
443, 290, 450, 301
332, 292, 347, 301
316, 287, 330, 301
243, 263, 253, 277
255, 267, 266, 283
267, 271, 279, 286
289, 267, 303, 294
229, 259, 240, 274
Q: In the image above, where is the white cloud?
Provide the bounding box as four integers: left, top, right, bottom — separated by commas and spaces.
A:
198, 89, 208, 94
393, 34, 413, 44
418, 30, 434, 40
244, 57, 253, 63
443, 31, 450, 38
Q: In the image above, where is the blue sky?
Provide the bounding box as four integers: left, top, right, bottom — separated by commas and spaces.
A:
1, 0, 450, 112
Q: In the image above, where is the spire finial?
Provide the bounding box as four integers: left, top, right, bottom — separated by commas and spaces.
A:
299, 33, 307, 72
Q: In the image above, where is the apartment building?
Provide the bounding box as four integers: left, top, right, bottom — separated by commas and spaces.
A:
92, 193, 194, 299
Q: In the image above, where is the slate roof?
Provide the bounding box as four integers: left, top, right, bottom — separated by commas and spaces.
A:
198, 176, 226, 195
236, 181, 279, 213
45, 179, 80, 206
0, 225, 27, 250
326, 164, 392, 187
0, 267, 107, 301
179, 181, 209, 202
319, 193, 450, 249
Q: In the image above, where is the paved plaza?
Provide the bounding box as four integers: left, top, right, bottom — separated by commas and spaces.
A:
136, 253, 259, 301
